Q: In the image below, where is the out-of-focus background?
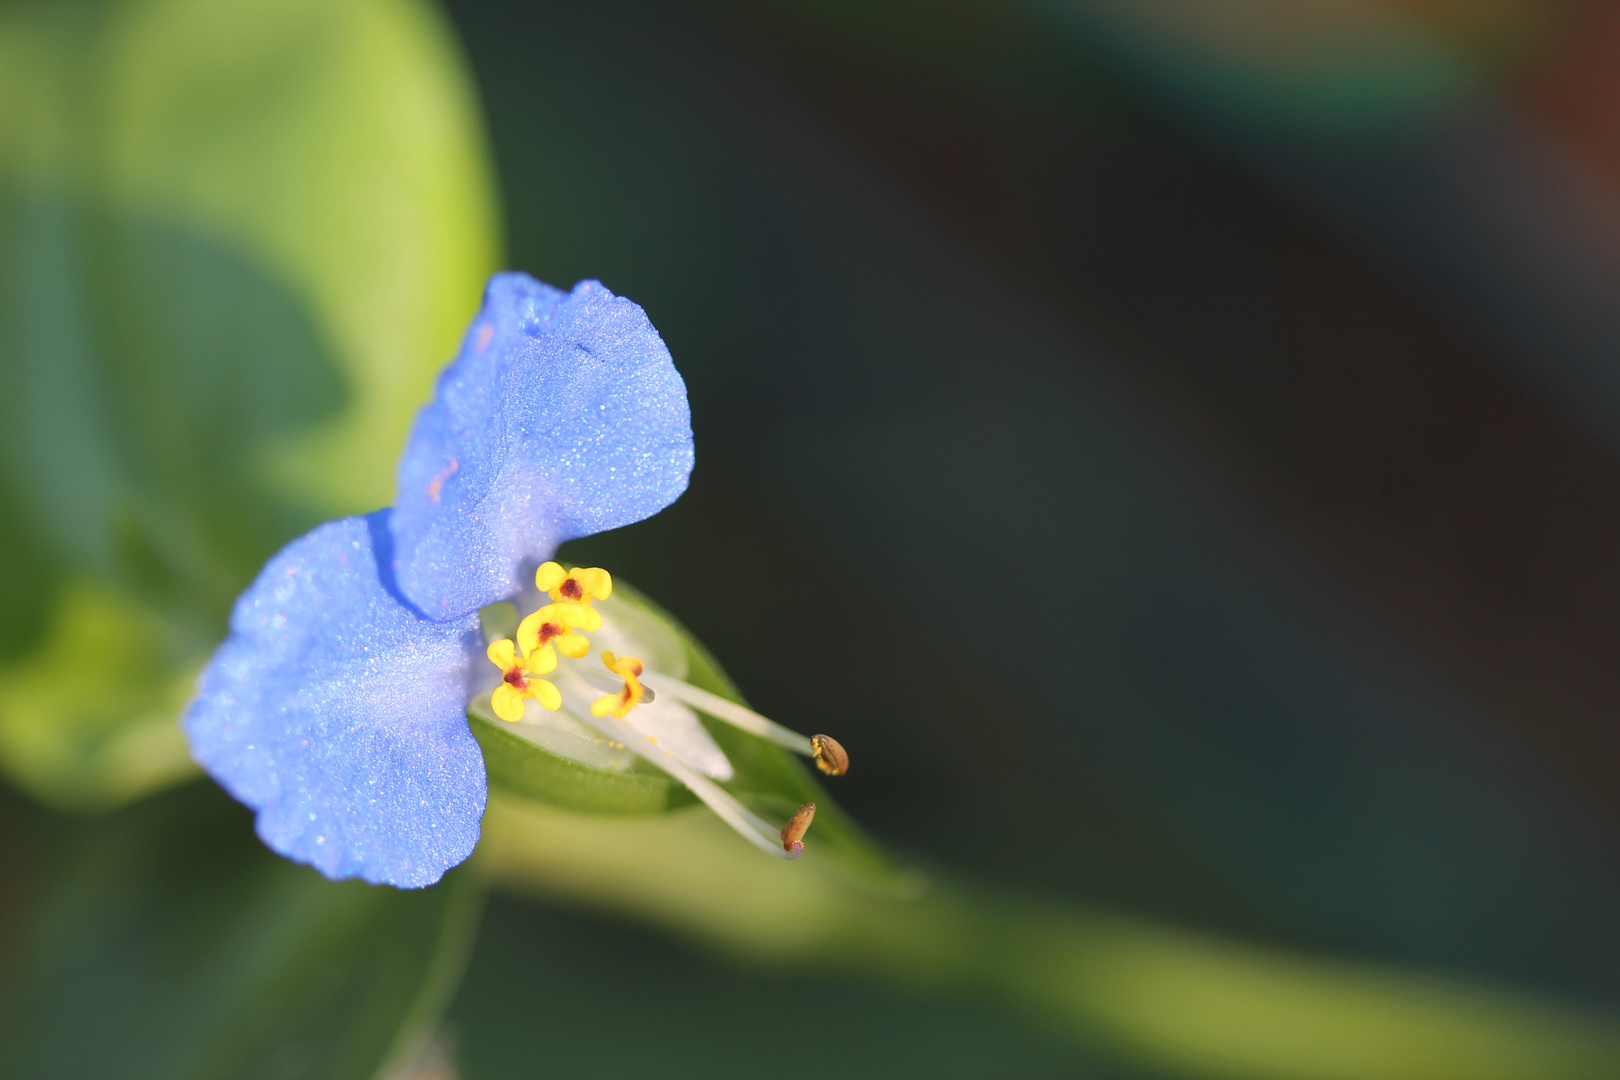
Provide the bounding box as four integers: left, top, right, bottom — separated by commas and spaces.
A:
7, 1, 1620, 1077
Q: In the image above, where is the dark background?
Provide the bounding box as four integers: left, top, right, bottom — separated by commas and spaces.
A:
427, 2, 1620, 1076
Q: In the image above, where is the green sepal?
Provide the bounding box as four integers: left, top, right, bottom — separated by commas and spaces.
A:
470, 706, 698, 815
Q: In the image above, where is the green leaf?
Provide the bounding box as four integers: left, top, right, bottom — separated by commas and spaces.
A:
0, 0, 500, 810
0, 779, 484, 1080
0, 578, 199, 812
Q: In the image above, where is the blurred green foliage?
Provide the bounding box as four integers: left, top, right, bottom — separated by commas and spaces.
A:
0, 0, 499, 811
4, 1, 1620, 1078
478, 790, 1620, 1080
0, 1, 499, 1076
0, 781, 482, 1080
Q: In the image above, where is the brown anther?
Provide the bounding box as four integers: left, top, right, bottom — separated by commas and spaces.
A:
811, 734, 849, 776
781, 802, 816, 853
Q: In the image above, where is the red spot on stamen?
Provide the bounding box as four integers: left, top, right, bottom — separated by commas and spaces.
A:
560, 577, 583, 600
503, 668, 528, 691
536, 621, 565, 646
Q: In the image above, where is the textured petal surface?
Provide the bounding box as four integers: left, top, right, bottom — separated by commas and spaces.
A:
183, 512, 486, 888
392, 273, 695, 620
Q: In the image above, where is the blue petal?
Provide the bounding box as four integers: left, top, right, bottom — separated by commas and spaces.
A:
183, 511, 486, 888
391, 273, 695, 620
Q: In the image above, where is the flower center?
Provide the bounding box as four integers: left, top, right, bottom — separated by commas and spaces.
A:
490, 560, 853, 860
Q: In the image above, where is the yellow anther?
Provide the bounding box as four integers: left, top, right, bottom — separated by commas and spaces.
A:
486, 637, 561, 721
590, 651, 646, 719
516, 603, 592, 665
535, 562, 613, 631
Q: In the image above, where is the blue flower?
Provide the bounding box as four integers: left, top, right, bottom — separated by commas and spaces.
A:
183, 274, 695, 888
183, 511, 485, 888
391, 274, 694, 622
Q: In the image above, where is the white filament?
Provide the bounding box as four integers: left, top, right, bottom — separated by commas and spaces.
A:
638, 673, 815, 757
587, 709, 800, 861
551, 661, 798, 860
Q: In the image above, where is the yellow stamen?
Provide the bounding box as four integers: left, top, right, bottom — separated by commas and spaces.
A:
535, 562, 613, 631
590, 651, 646, 719
485, 636, 560, 720
516, 603, 592, 665
490, 683, 525, 721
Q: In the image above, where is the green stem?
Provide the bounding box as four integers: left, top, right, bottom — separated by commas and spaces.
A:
476, 792, 1620, 1080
